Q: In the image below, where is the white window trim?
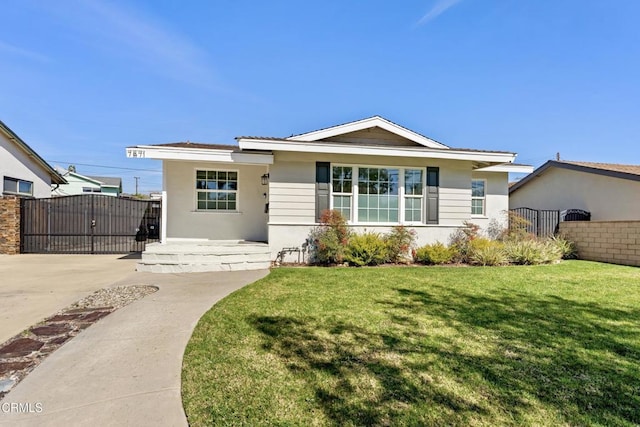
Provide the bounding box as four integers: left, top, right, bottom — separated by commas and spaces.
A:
471, 178, 487, 217
329, 164, 426, 226
194, 168, 240, 213
3, 176, 33, 197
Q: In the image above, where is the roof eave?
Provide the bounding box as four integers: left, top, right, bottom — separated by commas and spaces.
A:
237, 138, 515, 163
126, 145, 274, 165
0, 121, 67, 184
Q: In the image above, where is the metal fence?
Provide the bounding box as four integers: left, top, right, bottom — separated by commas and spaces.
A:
510, 207, 560, 238
21, 195, 161, 254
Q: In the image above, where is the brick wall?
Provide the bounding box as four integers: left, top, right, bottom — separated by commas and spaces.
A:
0, 196, 21, 255
559, 221, 640, 267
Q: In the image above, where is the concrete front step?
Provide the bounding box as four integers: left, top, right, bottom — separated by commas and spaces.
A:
137, 240, 272, 273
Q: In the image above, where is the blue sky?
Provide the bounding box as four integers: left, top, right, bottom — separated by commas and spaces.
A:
2, 0, 640, 193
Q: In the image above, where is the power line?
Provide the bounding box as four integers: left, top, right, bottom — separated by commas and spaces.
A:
46, 160, 161, 172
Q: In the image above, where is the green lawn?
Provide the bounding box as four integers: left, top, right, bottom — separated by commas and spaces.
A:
182, 261, 640, 426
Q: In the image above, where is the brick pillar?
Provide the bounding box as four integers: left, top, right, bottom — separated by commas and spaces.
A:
0, 196, 21, 254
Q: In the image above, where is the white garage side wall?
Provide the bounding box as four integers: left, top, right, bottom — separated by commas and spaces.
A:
471, 171, 509, 233
164, 160, 269, 242
509, 168, 640, 221
0, 133, 53, 198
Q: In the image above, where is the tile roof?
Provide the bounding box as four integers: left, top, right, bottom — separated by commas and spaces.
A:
558, 160, 640, 177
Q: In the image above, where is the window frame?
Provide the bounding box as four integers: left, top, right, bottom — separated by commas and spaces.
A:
471, 178, 486, 216
194, 168, 240, 212
329, 164, 427, 225
3, 176, 33, 197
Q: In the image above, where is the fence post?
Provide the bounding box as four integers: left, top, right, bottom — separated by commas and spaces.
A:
0, 196, 21, 254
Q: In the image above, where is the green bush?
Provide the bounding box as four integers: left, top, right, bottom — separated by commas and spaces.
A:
345, 232, 388, 266
384, 226, 417, 263
550, 235, 577, 259
308, 210, 351, 264
414, 242, 457, 265
504, 239, 562, 265
468, 238, 508, 266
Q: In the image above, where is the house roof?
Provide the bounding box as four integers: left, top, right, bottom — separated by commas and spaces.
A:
153, 142, 241, 151
129, 116, 521, 166
509, 160, 640, 194
87, 176, 122, 188
0, 120, 66, 184
283, 116, 450, 149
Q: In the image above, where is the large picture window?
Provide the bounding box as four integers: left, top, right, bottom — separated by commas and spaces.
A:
471, 179, 486, 215
358, 167, 399, 223
196, 170, 238, 211
3, 176, 33, 197
330, 165, 432, 224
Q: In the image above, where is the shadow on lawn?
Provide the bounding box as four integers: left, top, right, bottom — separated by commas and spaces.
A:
250, 286, 640, 426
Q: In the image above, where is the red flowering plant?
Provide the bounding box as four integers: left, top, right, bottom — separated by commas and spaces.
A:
307, 210, 352, 264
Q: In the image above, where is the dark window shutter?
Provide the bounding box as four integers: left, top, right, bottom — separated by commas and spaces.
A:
316, 162, 330, 222
426, 167, 439, 224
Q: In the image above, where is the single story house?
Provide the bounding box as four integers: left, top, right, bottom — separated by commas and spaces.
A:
0, 120, 66, 198
509, 160, 640, 221
127, 116, 532, 263
51, 167, 122, 197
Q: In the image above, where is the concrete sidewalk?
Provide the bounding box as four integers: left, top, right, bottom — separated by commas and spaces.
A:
0, 254, 138, 344
0, 269, 269, 426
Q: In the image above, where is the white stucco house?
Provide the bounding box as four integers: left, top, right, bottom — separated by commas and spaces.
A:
127, 116, 532, 271
51, 167, 122, 197
510, 160, 640, 220
1, 120, 66, 198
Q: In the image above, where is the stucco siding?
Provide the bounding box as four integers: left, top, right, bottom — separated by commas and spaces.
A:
472, 171, 509, 229
509, 167, 640, 220
0, 132, 52, 198
164, 160, 269, 241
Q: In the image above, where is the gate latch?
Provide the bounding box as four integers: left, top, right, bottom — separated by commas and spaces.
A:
91, 219, 96, 228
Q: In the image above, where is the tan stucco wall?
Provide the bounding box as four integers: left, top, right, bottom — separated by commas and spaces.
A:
510, 167, 640, 220
559, 220, 640, 267
0, 132, 53, 198
164, 161, 268, 241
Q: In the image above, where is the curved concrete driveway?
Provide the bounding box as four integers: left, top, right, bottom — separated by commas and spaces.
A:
1, 269, 268, 426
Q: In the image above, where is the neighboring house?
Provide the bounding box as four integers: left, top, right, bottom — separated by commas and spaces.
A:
127, 116, 532, 258
52, 167, 122, 197
0, 120, 66, 198
509, 160, 640, 220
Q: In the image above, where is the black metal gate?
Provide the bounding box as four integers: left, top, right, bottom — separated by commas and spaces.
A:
20, 195, 161, 254
510, 207, 560, 238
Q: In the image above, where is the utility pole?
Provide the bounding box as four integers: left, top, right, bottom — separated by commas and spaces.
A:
134, 177, 140, 195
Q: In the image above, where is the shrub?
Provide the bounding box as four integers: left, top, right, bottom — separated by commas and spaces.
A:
506, 211, 536, 241
308, 210, 351, 264
468, 238, 508, 266
345, 232, 388, 266
414, 242, 458, 265
385, 226, 417, 263
504, 239, 563, 265
550, 235, 577, 259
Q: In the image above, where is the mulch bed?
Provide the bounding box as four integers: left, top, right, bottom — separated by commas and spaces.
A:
0, 285, 157, 400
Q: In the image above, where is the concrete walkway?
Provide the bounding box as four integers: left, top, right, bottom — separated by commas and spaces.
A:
0, 269, 269, 426
0, 254, 138, 344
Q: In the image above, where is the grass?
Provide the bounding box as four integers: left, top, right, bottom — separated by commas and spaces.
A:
182, 261, 640, 426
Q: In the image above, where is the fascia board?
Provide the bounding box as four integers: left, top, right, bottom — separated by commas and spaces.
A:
238, 139, 515, 163
289, 117, 449, 149
474, 164, 534, 173
126, 146, 273, 165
